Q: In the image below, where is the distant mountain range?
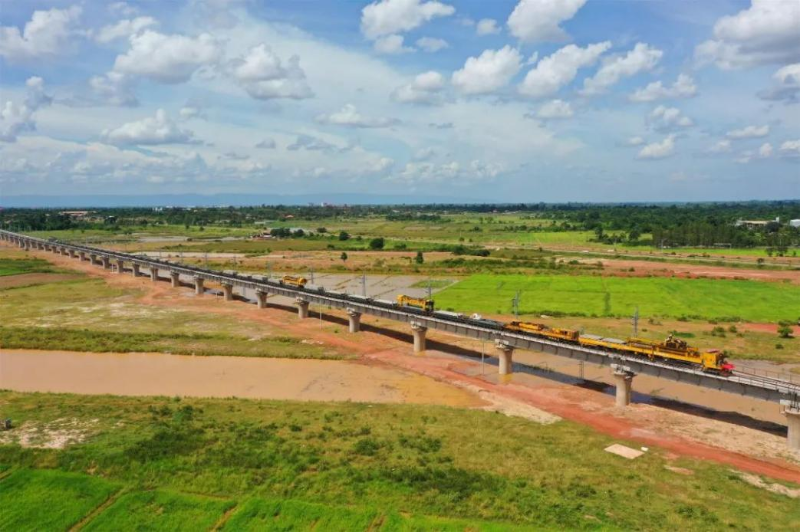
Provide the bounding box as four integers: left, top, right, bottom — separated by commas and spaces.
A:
0, 193, 485, 208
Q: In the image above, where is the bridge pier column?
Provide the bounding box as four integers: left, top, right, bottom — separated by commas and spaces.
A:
256, 290, 268, 309
296, 298, 309, 319
347, 308, 361, 333
89, 254, 97, 265
69, 249, 76, 258
783, 404, 800, 451
221, 283, 233, 301
495, 340, 514, 375
150, 268, 159, 282
410, 322, 427, 353
132, 263, 140, 277
611, 364, 635, 407
194, 277, 204, 295
18, 240, 25, 249
170, 272, 181, 287
101, 256, 111, 269
115, 259, 124, 273
79, 251, 86, 261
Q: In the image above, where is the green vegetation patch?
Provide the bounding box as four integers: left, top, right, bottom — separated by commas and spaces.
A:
84, 490, 234, 532
222, 497, 377, 531
0, 258, 58, 277
0, 468, 119, 531
0, 326, 345, 360
435, 274, 800, 322
410, 278, 455, 289
1, 391, 798, 530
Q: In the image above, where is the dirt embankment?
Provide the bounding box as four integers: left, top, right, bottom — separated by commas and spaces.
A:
8, 242, 800, 484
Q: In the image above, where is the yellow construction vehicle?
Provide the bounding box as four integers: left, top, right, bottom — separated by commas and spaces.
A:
280, 275, 308, 288
396, 294, 434, 313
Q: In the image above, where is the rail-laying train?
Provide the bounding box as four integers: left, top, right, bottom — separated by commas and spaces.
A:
276, 275, 733, 374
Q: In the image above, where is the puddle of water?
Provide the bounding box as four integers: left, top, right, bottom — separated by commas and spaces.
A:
0, 350, 480, 407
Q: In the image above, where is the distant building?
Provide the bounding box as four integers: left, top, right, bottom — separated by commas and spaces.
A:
790, 219, 800, 228
735, 217, 779, 229
59, 210, 89, 219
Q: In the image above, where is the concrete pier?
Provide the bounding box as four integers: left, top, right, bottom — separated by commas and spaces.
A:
150, 268, 159, 282
69, 250, 76, 258
495, 340, 514, 375
411, 322, 427, 353
170, 272, 181, 287
194, 277, 204, 295
132, 263, 140, 277
611, 364, 635, 407
79, 251, 86, 261
256, 290, 268, 309
116, 259, 125, 274
221, 283, 233, 301
783, 403, 800, 451
89, 254, 97, 265
347, 308, 361, 333
296, 298, 309, 319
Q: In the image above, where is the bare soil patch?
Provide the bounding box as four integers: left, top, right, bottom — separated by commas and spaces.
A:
584, 258, 800, 284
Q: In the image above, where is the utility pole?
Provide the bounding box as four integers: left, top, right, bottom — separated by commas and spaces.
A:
266, 262, 271, 279
632, 306, 639, 337
309, 267, 314, 284
361, 273, 367, 297
512, 290, 521, 318
427, 278, 432, 300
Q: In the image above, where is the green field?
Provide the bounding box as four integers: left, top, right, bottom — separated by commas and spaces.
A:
1, 391, 798, 530
0, 258, 58, 276
0, 469, 119, 531
83, 490, 234, 531
435, 274, 800, 322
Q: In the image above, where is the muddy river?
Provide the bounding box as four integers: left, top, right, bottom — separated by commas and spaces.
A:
0, 350, 480, 406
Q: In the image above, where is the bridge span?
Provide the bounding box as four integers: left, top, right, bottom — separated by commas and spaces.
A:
2, 229, 799, 450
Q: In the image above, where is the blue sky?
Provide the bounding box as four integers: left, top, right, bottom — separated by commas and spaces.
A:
0, 0, 798, 202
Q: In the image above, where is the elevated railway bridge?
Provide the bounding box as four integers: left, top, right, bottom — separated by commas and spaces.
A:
2, 229, 799, 450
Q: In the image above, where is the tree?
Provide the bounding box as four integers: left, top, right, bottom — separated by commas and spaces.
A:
777, 324, 793, 339
317, 227, 327, 233
369, 237, 385, 250
415, 251, 424, 264
340, 252, 348, 262
338, 231, 350, 241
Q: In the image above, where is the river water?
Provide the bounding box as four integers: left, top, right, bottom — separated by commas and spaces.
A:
0, 350, 479, 406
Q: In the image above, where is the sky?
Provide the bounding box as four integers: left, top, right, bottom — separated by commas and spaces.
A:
0, 0, 799, 203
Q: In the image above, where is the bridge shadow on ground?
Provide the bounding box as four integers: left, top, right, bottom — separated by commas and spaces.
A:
246, 297, 788, 437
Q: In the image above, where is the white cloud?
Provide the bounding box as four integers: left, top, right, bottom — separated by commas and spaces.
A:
89, 71, 138, 107
287, 134, 336, 151
779, 140, 800, 158
519, 42, 610, 98
95, 16, 157, 44
373, 34, 414, 54
114, 30, 224, 84
726, 125, 769, 139
370, 157, 395, 172
582, 43, 662, 95
626, 136, 645, 146
255, 138, 276, 149
649, 105, 693, 131
0, 77, 52, 142
507, 0, 586, 43
179, 106, 205, 120
758, 142, 773, 158
734, 151, 753, 164
629, 74, 697, 102
759, 63, 800, 102
101, 109, 197, 145
476, 18, 500, 36
695, 0, 800, 69
536, 99, 573, 119
392, 71, 446, 104
109, 2, 138, 17
416, 37, 448, 52
706, 139, 731, 153
230, 44, 313, 100
637, 135, 675, 159
361, 0, 455, 39
452, 46, 522, 95
316, 104, 398, 128
0, 6, 82, 62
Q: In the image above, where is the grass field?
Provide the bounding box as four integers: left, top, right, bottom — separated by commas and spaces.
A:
83, 490, 234, 532
435, 274, 800, 322
0, 258, 59, 276
0, 391, 798, 530
0, 469, 119, 531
